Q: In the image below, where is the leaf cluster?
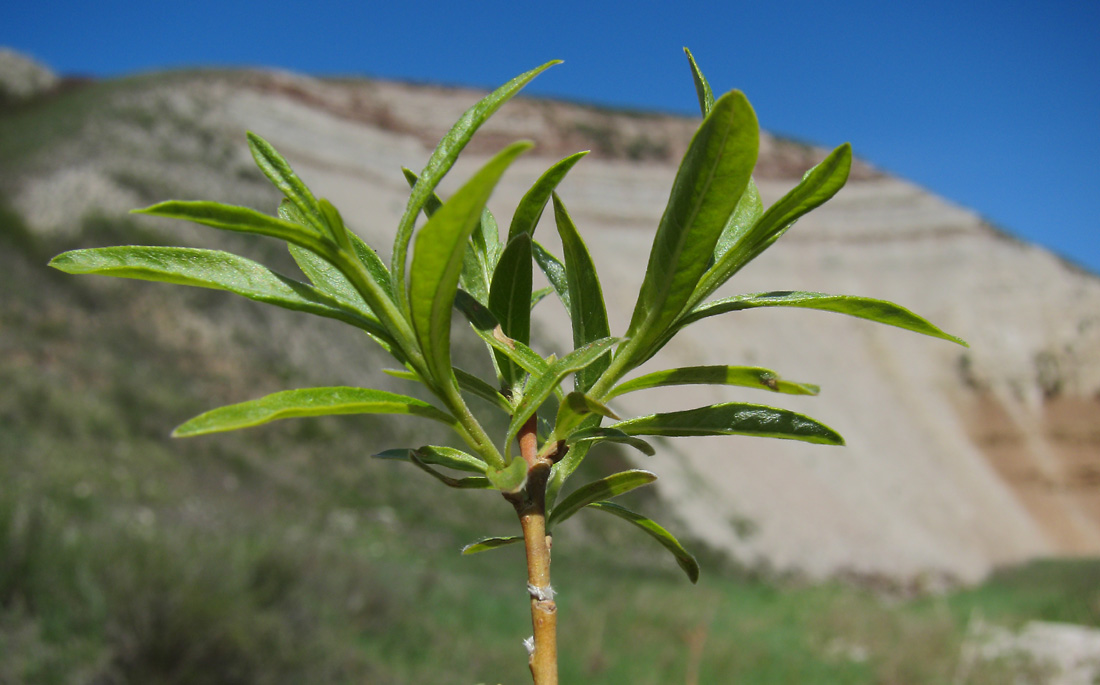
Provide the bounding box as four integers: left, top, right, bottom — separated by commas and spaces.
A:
49, 50, 964, 581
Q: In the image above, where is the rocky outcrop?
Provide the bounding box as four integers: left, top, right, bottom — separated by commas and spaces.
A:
0, 48, 58, 102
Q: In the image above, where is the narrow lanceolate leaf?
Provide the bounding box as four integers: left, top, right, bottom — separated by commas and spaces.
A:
532, 241, 571, 311
606, 365, 819, 400
281, 201, 393, 309
548, 470, 657, 527
373, 446, 488, 474
507, 151, 589, 242
409, 142, 532, 385
401, 167, 445, 216
173, 387, 456, 437
678, 291, 968, 346
47, 246, 392, 342
546, 438, 593, 509
611, 402, 844, 445
275, 200, 408, 357
488, 233, 533, 390
564, 427, 655, 456
134, 201, 330, 255
460, 236, 492, 305
318, 198, 354, 254
587, 501, 700, 583
712, 178, 763, 265
454, 289, 550, 378
392, 60, 560, 307
624, 91, 759, 364
555, 392, 619, 437
247, 132, 326, 234
694, 143, 852, 305
382, 368, 420, 383
553, 194, 611, 392
531, 286, 554, 309
408, 454, 492, 489
683, 47, 715, 117
505, 337, 617, 453
462, 536, 523, 555
473, 208, 502, 287
454, 368, 512, 413
403, 168, 493, 305
137, 198, 405, 363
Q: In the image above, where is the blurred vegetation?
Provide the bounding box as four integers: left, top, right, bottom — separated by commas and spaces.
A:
2, 78, 1098, 685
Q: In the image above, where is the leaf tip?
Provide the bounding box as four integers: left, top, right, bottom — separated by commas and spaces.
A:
46, 253, 71, 271
130, 202, 169, 216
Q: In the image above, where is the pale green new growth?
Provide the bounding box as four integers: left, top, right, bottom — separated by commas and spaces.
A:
49, 48, 965, 684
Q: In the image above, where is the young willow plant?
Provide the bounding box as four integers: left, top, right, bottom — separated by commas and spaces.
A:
49, 49, 965, 683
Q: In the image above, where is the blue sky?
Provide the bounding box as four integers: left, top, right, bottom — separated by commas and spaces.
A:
6, 0, 1098, 273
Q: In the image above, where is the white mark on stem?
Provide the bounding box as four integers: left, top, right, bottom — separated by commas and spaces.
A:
527, 583, 556, 602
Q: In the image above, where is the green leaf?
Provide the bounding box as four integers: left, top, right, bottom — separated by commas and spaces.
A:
48, 246, 393, 343
409, 142, 532, 385
587, 501, 700, 583
532, 240, 571, 311
403, 168, 493, 305
488, 233, 533, 390
373, 446, 487, 473
505, 337, 617, 454
409, 454, 493, 489
454, 290, 550, 378
564, 427, 655, 456
454, 368, 512, 413
531, 286, 554, 309
555, 392, 619, 437
318, 198, 355, 255
548, 469, 657, 527
623, 90, 759, 367
134, 200, 330, 255
487, 457, 528, 494
401, 167, 445, 216
683, 47, 715, 118
392, 61, 560, 308
553, 193, 611, 392
679, 291, 968, 346
173, 387, 456, 437
474, 326, 550, 381
135, 201, 411, 349
280, 200, 394, 309
461, 536, 523, 555
459, 236, 492, 305
694, 143, 851, 304
611, 402, 844, 445
246, 132, 326, 234
546, 438, 593, 509
474, 208, 502, 274
374, 448, 492, 488
507, 151, 589, 242
606, 365, 819, 400
712, 178, 764, 265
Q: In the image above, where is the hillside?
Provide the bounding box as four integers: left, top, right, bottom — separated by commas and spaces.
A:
3, 57, 1098, 592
